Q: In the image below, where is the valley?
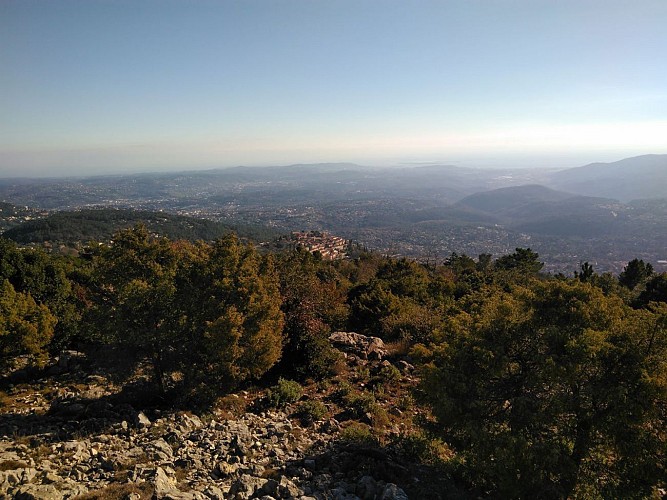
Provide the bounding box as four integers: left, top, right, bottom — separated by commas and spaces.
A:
1, 155, 666, 274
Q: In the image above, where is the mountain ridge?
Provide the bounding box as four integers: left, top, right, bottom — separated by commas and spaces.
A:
549, 154, 667, 201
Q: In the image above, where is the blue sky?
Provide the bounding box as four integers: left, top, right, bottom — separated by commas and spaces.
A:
2, 0, 666, 176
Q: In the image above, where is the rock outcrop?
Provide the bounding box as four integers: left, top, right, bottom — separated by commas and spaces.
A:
329, 332, 386, 361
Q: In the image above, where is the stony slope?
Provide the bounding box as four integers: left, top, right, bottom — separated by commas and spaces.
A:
0, 336, 449, 500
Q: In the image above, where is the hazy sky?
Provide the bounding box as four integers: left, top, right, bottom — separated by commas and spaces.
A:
2, 0, 666, 177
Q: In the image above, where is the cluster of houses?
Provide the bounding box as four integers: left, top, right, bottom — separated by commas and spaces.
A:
290, 231, 349, 260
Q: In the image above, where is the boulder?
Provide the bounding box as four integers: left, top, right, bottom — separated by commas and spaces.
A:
356, 475, 377, 500
329, 332, 386, 360
151, 466, 177, 498
379, 483, 409, 500
203, 484, 226, 499
229, 474, 268, 499
135, 411, 152, 429
216, 461, 238, 478
277, 477, 303, 498
0, 467, 37, 488
162, 491, 208, 500
149, 438, 174, 461
12, 484, 62, 500
179, 413, 203, 430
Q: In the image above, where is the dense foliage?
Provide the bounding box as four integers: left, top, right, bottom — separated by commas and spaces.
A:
421, 280, 666, 498
0, 280, 56, 367
90, 226, 283, 391
1, 230, 665, 497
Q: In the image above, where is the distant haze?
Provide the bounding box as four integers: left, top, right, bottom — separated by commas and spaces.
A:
0, 150, 659, 179
2, 1, 666, 177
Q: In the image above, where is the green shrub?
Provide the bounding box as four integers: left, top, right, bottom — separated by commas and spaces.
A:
380, 365, 401, 382
333, 380, 353, 401
344, 390, 376, 418
408, 343, 433, 363
0, 280, 56, 368
215, 394, 248, 417
377, 363, 401, 384
369, 405, 390, 429
355, 366, 371, 381
298, 400, 328, 423
397, 394, 415, 412
422, 280, 667, 498
267, 378, 303, 408
391, 432, 452, 463
316, 379, 331, 393
340, 422, 378, 447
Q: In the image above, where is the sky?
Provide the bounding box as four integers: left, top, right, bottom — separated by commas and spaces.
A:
1, 0, 666, 177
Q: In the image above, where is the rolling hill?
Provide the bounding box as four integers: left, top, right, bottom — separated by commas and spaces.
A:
1, 209, 279, 244
455, 184, 631, 237
547, 154, 667, 201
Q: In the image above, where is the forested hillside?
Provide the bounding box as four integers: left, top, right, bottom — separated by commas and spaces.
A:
1, 208, 279, 245
0, 229, 665, 498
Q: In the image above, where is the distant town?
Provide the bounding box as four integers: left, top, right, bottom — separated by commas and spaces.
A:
287, 231, 350, 260
1, 156, 667, 274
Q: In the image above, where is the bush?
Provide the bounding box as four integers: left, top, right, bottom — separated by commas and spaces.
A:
343, 390, 377, 418
340, 422, 378, 447
369, 405, 390, 429
355, 366, 371, 381
408, 343, 433, 363
391, 432, 452, 463
0, 280, 57, 368
298, 400, 328, 423
333, 380, 354, 401
215, 394, 248, 417
422, 280, 667, 498
377, 363, 401, 383
267, 378, 303, 408
397, 394, 415, 412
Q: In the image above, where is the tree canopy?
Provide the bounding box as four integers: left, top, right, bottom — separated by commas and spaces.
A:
0, 280, 56, 367
421, 279, 666, 498
91, 226, 283, 391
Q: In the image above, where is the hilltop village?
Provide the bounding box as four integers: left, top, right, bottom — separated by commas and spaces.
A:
287, 231, 350, 260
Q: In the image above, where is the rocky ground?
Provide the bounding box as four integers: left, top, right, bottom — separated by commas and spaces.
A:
0, 334, 456, 499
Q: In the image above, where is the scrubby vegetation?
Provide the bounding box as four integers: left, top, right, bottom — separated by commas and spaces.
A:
1, 226, 665, 498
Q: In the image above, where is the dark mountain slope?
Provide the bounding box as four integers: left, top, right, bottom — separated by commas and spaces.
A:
455, 184, 630, 237
455, 184, 573, 214
2, 209, 279, 244
548, 154, 667, 201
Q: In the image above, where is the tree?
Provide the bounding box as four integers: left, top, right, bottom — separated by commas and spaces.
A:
177, 234, 284, 387
0, 238, 78, 349
92, 227, 284, 391
379, 298, 439, 344
92, 225, 181, 390
574, 261, 595, 282
445, 252, 477, 276
476, 253, 493, 273
494, 247, 544, 275
0, 280, 57, 368
422, 279, 666, 498
636, 272, 667, 307
347, 279, 400, 337
376, 258, 430, 302
276, 251, 345, 380
619, 258, 653, 290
